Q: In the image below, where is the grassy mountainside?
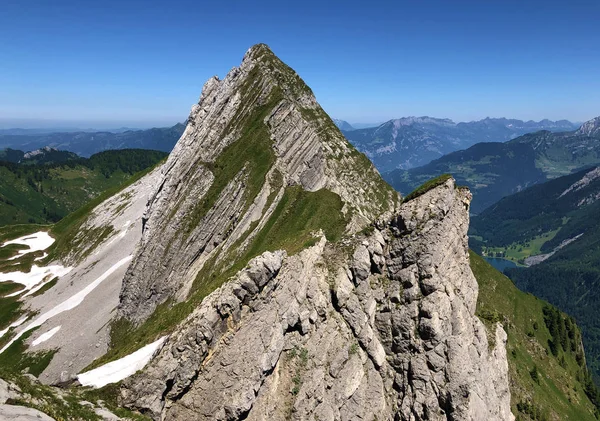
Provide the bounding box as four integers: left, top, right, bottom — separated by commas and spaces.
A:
505, 225, 600, 383
472, 251, 599, 420
469, 166, 600, 258
384, 118, 600, 214
0, 149, 167, 226
468, 167, 600, 381
384, 141, 546, 213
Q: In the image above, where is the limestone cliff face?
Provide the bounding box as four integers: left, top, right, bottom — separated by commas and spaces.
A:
121, 178, 513, 421
118, 44, 397, 324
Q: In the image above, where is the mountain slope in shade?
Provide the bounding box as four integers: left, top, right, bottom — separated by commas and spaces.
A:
385, 116, 600, 213
344, 116, 577, 172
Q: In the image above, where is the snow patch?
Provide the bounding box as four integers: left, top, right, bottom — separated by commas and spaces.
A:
77, 336, 167, 388
0, 255, 133, 354
1, 265, 73, 297
2, 231, 55, 260
31, 326, 61, 346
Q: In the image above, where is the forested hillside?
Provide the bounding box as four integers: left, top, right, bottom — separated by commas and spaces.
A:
0, 123, 184, 157
0, 149, 167, 226
469, 166, 600, 383
472, 251, 600, 420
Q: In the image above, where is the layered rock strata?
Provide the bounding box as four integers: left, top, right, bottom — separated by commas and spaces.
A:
121, 178, 513, 421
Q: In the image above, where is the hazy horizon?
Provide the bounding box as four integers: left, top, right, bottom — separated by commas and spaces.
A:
0, 115, 587, 132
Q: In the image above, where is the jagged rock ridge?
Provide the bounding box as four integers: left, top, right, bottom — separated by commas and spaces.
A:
121, 177, 513, 420
112, 44, 513, 420
118, 44, 397, 324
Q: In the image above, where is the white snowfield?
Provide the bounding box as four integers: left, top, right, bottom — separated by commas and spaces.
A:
2, 231, 55, 260
1, 165, 163, 384
77, 336, 167, 388
0, 230, 71, 298
0, 255, 133, 354
31, 325, 61, 347
1, 264, 73, 297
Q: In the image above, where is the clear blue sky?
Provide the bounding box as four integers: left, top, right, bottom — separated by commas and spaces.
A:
1, 0, 599, 128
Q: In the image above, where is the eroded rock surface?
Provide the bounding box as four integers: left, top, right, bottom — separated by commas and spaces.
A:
121, 179, 513, 420
117, 44, 396, 325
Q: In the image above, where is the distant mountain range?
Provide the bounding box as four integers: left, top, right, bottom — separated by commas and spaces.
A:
0, 127, 140, 135
0, 123, 185, 157
469, 166, 600, 380
333, 119, 383, 131
340, 116, 578, 172
384, 116, 600, 213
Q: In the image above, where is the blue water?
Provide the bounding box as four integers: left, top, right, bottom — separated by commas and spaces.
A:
484, 257, 518, 272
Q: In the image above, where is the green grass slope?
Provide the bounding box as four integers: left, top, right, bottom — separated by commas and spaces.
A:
472, 251, 599, 420
384, 141, 546, 213
470, 166, 600, 257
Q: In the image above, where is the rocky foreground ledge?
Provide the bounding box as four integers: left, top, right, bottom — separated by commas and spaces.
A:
121, 177, 513, 421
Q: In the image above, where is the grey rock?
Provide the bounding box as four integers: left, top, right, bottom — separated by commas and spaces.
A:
0, 404, 56, 421
0, 379, 20, 404
121, 178, 513, 420
117, 44, 397, 325
95, 407, 121, 420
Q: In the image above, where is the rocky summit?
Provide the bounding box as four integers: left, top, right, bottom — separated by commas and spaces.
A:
117, 43, 397, 324
111, 45, 512, 419
0, 44, 521, 420
121, 176, 513, 420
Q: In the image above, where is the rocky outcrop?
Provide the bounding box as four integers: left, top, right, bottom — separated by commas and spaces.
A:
121, 178, 513, 420
0, 405, 57, 421
117, 44, 396, 324
576, 116, 600, 137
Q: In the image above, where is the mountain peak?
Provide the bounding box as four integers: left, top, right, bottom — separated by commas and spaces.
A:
118, 44, 398, 323
244, 42, 274, 60
576, 116, 600, 137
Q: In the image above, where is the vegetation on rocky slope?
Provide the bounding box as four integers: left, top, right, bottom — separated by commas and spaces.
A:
472, 251, 599, 420
0, 159, 166, 372
470, 167, 600, 382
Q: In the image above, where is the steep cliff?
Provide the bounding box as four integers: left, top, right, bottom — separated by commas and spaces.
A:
102, 44, 514, 420
117, 44, 397, 324
120, 175, 513, 420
